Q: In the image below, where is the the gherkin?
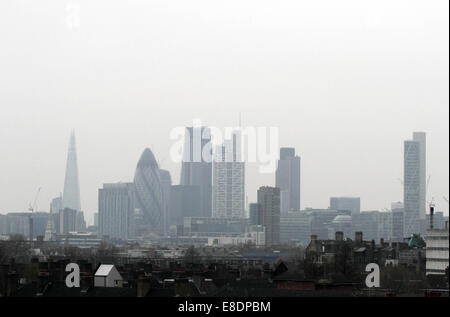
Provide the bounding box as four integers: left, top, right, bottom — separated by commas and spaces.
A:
133, 148, 164, 234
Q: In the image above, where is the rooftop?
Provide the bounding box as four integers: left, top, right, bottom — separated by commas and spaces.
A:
95, 264, 115, 276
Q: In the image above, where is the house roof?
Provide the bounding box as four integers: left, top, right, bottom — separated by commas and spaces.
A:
95, 264, 115, 276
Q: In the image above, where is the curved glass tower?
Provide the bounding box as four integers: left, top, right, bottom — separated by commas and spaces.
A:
133, 148, 164, 234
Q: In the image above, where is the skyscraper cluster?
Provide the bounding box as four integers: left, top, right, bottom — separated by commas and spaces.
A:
93, 125, 290, 244
16, 128, 433, 247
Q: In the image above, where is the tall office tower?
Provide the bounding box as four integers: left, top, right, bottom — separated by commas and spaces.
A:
212, 131, 245, 218
62, 131, 81, 212
159, 169, 172, 236
180, 126, 212, 218
59, 208, 77, 234
257, 186, 280, 245
275, 147, 300, 214
98, 183, 135, 240
412, 132, 427, 221
330, 197, 361, 215
133, 148, 165, 236
404, 132, 426, 237
169, 185, 202, 227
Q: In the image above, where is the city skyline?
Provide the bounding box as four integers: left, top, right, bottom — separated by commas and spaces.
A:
0, 1, 448, 225
0, 127, 448, 226
0, 1, 448, 302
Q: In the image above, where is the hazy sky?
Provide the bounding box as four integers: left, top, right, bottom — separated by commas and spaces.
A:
0, 0, 448, 224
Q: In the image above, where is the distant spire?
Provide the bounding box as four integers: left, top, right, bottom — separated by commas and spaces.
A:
44, 196, 61, 241
43, 212, 56, 241
62, 130, 81, 211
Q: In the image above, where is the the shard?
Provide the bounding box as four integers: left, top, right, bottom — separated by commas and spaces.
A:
62, 131, 81, 212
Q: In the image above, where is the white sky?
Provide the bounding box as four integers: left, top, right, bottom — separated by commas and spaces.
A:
0, 0, 448, 224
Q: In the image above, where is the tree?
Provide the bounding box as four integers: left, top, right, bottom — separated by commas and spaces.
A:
0, 235, 30, 264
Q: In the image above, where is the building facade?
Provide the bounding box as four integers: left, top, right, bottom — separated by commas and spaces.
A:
59, 208, 77, 234
275, 148, 300, 214
329, 197, 360, 215
391, 207, 404, 242
404, 133, 426, 237
159, 169, 172, 236
280, 211, 310, 245
212, 131, 245, 218
257, 186, 280, 246
98, 182, 135, 240
180, 126, 213, 218
249, 203, 262, 226
183, 217, 248, 237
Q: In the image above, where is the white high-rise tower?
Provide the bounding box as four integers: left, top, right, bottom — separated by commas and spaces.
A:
212, 130, 245, 218
403, 132, 426, 237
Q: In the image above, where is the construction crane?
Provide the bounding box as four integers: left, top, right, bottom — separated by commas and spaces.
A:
28, 187, 41, 242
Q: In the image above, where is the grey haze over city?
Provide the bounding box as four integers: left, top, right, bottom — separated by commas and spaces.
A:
0, 0, 448, 226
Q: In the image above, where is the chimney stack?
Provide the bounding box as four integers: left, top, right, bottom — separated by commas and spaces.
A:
335, 231, 344, 242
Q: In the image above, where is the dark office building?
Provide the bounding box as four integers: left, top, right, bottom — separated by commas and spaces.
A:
169, 185, 202, 227
275, 148, 300, 214
249, 203, 262, 226
180, 126, 213, 218
257, 186, 281, 246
